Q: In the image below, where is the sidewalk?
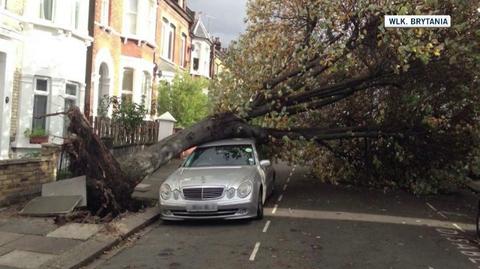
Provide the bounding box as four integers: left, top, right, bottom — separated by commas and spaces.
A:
0, 205, 159, 269
0, 158, 183, 269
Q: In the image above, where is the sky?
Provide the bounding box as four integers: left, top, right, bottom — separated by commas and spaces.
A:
187, 0, 248, 46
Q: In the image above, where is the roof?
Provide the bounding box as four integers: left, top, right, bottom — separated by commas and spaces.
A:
198, 138, 256, 148
192, 17, 211, 41
158, 112, 177, 122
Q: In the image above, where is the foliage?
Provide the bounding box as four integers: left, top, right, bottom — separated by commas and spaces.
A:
208, 0, 480, 194
157, 72, 210, 128
110, 97, 147, 133
24, 128, 48, 138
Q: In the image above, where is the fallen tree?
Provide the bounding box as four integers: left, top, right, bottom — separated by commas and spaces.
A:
64, 1, 479, 215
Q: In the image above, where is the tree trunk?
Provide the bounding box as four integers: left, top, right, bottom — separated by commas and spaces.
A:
65, 108, 266, 216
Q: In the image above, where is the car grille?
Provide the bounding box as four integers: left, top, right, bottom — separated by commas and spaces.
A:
182, 187, 224, 200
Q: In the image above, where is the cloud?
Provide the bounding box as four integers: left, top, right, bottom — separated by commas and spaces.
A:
187, 0, 247, 46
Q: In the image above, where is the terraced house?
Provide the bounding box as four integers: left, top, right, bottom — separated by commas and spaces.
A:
0, 0, 91, 158
86, 0, 193, 119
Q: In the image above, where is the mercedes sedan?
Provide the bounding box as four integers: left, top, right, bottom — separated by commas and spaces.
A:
159, 138, 275, 220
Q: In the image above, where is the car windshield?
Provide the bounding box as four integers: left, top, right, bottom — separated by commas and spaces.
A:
184, 144, 256, 167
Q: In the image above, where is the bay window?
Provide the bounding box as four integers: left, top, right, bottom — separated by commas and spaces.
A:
32, 78, 49, 131
180, 34, 187, 67
100, 0, 110, 25
147, 1, 156, 40
121, 68, 134, 103
71, 0, 81, 30
64, 82, 79, 135
162, 18, 175, 61
124, 0, 138, 35
141, 72, 152, 113
39, 0, 55, 21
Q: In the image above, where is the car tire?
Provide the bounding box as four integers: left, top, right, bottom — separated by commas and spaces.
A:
256, 190, 264, 220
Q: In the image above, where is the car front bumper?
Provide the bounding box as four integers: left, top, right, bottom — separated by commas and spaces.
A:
160, 199, 257, 220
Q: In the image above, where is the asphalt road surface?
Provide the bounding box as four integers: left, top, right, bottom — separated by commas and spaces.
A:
88, 164, 480, 269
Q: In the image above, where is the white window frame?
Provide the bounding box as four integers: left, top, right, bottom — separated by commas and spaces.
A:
64, 82, 79, 135
124, 0, 139, 35
39, 0, 55, 21
32, 77, 50, 131
1, 0, 6, 9
180, 34, 187, 67
71, 0, 81, 30
121, 67, 134, 102
147, 0, 157, 41
100, 0, 110, 25
162, 18, 175, 61
141, 71, 152, 113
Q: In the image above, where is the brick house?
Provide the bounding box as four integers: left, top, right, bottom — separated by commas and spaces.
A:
86, 0, 194, 118
156, 0, 193, 83
86, 0, 158, 118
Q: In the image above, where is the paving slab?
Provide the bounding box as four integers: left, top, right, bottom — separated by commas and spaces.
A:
42, 176, 87, 207
0, 250, 56, 269
2, 235, 81, 255
0, 218, 56, 236
0, 232, 22, 247
20, 196, 82, 216
47, 223, 101, 241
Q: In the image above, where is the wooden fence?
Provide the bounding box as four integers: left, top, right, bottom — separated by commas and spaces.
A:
88, 117, 159, 148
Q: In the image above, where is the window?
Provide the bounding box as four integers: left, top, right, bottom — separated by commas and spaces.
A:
40, 0, 55, 21
121, 68, 134, 103
193, 58, 199, 71
184, 145, 256, 167
124, 0, 138, 35
162, 18, 175, 61
180, 34, 187, 67
32, 78, 49, 131
64, 83, 78, 135
72, 0, 81, 30
141, 72, 152, 112
100, 0, 110, 25
147, 1, 156, 40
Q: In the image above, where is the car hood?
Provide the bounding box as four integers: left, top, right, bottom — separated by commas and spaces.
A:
166, 166, 257, 189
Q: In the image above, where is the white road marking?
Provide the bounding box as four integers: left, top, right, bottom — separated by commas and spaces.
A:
262, 220, 271, 233
272, 204, 279, 214
453, 223, 465, 233
292, 166, 296, 172
426, 202, 437, 212
283, 184, 288, 191
277, 194, 283, 202
249, 242, 261, 261
426, 202, 448, 219
286, 177, 290, 183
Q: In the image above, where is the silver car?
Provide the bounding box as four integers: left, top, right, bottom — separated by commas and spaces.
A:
159, 138, 275, 220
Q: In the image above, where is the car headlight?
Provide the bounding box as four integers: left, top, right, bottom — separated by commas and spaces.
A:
237, 181, 253, 198
173, 189, 180, 200
226, 187, 235, 199
160, 184, 171, 200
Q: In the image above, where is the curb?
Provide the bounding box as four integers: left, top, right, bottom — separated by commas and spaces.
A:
40, 207, 160, 269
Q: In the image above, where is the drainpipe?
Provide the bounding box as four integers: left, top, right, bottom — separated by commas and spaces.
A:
84, 0, 95, 118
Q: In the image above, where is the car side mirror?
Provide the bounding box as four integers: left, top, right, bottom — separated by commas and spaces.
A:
260, 160, 271, 167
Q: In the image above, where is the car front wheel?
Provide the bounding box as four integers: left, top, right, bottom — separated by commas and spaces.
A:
256, 191, 264, 220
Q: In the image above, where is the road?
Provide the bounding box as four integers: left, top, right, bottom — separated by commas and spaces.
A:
88, 164, 480, 269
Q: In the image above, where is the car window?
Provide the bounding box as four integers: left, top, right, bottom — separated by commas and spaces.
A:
184, 144, 256, 167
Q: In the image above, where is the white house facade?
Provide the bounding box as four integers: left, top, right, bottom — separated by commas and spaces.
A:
190, 18, 212, 79
0, 6, 23, 159
3, 0, 92, 157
